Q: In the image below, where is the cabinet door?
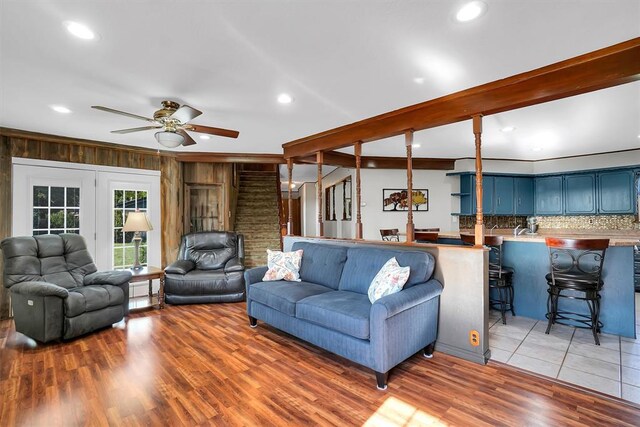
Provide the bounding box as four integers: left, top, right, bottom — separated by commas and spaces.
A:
494, 177, 514, 215
535, 176, 563, 215
564, 173, 596, 214
598, 170, 635, 214
514, 177, 534, 215
473, 176, 494, 215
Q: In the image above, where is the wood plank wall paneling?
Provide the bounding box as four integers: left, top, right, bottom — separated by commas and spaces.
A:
0, 131, 179, 320
182, 162, 235, 231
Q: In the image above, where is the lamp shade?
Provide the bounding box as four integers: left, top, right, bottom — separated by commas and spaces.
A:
122, 211, 153, 232
155, 131, 184, 148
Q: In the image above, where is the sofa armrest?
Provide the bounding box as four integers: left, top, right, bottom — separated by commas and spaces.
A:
244, 266, 268, 286
11, 281, 69, 298
371, 279, 443, 320
224, 256, 245, 273
84, 270, 132, 287
164, 260, 195, 275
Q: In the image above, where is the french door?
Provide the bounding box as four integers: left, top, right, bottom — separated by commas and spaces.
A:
12, 161, 97, 257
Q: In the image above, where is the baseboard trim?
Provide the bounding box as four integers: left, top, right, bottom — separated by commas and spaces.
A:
435, 342, 490, 364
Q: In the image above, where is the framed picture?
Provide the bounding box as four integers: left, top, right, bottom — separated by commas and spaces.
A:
382, 189, 429, 211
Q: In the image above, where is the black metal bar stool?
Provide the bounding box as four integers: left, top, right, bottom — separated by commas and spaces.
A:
544, 238, 609, 345
461, 234, 515, 324
380, 228, 400, 241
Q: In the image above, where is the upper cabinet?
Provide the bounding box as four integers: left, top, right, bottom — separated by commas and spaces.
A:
514, 177, 534, 215
564, 173, 596, 214
598, 170, 635, 214
535, 176, 563, 215
494, 177, 514, 215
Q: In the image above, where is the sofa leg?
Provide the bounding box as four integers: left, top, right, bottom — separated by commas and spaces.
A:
423, 342, 435, 359
375, 371, 389, 390
248, 316, 258, 328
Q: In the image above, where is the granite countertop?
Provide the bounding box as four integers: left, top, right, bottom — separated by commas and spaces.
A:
440, 229, 640, 247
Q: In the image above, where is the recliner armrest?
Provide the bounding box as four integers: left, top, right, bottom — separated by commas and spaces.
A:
84, 270, 132, 286
11, 281, 69, 298
371, 279, 443, 320
164, 260, 196, 275
224, 256, 245, 273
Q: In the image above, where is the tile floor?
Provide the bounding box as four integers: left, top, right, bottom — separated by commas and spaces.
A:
489, 293, 640, 404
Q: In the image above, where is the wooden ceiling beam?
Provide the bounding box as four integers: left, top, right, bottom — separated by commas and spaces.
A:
295, 151, 454, 170
176, 152, 285, 163
282, 38, 640, 159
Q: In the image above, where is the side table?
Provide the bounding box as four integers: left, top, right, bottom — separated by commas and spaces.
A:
128, 266, 165, 309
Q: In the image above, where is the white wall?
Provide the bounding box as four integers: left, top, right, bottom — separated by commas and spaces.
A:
454, 158, 534, 174
359, 168, 457, 240
533, 150, 640, 174
300, 182, 317, 237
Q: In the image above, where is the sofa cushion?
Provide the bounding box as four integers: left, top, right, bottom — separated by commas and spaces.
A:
249, 281, 332, 317
339, 247, 434, 294
262, 249, 303, 282
65, 285, 124, 318
296, 291, 372, 340
292, 242, 348, 290
165, 270, 244, 295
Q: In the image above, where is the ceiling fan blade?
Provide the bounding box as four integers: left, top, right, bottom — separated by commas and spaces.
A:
92, 106, 156, 123
178, 129, 197, 146
188, 124, 239, 139
170, 105, 202, 123
111, 125, 162, 134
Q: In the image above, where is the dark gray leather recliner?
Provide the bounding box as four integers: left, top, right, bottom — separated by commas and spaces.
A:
1, 234, 131, 343
164, 231, 245, 304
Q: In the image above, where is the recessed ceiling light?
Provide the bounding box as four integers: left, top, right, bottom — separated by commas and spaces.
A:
64, 21, 96, 40
199, 135, 211, 140
277, 93, 293, 104
456, 1, 488, 22
50, 105, 71, 114
412, 143, 421, 148
290, 183, 297, 189
413, 77, 425, 84
637, 134, 640, 138
500, 126, 516, 133
531, 147, 543, 152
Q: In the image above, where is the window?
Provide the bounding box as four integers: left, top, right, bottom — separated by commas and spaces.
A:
32, 185, 80, 235
112, 189, 148, 269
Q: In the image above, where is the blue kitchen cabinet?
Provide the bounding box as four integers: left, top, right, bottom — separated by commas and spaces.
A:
472, 176, 495, 215
458, 174, 474, 215
494, 176, 514, 215
535, 176, 563, 215
598, 170, 636, 214
564, 173, 596, 214
514, 177, 534, 215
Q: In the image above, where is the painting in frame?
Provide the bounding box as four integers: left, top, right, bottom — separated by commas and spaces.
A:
382, 189, 429, 212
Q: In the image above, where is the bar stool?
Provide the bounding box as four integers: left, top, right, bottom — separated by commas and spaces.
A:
544, 238, 609, 345
414, 231, 439, 243
461, 234, 515, 324
380, 229, 400, 241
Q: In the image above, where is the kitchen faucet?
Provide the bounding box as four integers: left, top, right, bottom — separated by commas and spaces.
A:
513, 225, 527, 236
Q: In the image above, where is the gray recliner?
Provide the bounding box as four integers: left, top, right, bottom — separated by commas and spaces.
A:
164, 231, 245, 304
1, 234, 131, 343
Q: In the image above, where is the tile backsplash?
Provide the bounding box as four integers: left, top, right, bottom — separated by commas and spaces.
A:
459, 214, 640, 230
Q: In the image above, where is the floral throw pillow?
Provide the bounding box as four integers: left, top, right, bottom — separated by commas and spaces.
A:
367, 257, 411, 303
262, 249, 304, 282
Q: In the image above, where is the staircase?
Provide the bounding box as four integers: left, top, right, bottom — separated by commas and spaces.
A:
235, 170, 282, 268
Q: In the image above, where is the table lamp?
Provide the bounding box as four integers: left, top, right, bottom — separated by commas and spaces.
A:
122, 210, 153, 270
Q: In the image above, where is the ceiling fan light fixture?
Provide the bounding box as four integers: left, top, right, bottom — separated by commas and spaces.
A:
155, 131, 184, 148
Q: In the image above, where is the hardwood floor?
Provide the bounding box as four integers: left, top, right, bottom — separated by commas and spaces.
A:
2, 303, 640, 426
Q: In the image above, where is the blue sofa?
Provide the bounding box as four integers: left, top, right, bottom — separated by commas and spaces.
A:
244, 241, 443, 389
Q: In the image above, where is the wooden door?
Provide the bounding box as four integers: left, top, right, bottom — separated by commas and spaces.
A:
282, 197, 301, 236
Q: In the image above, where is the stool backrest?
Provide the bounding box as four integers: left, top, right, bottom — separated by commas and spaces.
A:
460, 233, 506, 274
545, 238, 609, 283
380, 228, 400, 241
414, 232, 439, 243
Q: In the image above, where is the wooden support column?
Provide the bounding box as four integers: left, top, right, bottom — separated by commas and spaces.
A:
317, 151, 324, 237
287, 158, 294, 235
405, 130, 414, 243
354, 142, 363, 239
473, 115, 485, 247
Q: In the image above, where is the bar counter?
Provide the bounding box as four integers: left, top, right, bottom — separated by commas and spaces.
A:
435, 229, 639, 337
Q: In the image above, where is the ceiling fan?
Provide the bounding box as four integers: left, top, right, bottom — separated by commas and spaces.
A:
92, 100, 239, 148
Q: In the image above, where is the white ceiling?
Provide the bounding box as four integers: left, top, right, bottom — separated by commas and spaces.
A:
1, 0, 639, 177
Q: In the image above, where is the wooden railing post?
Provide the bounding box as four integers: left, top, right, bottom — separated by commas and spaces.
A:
287, 158, 294, 235
355, 142, 363, 239
317, 151, 324, 237
473, 115, 485, 247
405, 130, 414, 243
